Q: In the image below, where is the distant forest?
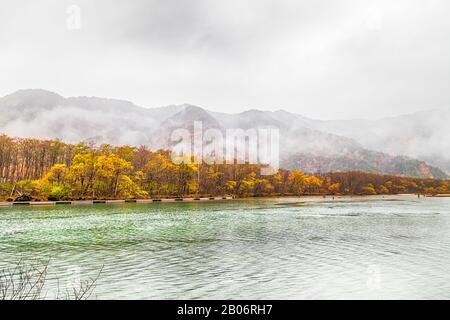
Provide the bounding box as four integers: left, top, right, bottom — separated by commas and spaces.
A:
0, 135, 448, 201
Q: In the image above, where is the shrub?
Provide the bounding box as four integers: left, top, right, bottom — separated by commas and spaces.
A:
47, 185, 71, 201
14, 194, 33, 202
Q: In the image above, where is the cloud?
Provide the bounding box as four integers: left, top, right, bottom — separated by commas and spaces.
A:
1, 0, 450, 119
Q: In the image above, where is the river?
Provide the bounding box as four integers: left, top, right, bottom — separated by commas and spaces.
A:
0, 195, 449, 299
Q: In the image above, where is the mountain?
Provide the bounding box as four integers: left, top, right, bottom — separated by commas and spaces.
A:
150, 105, 223, 150
0, 89, 158, 146
205, 109, 447, 178
0, 89, 447, 179
308, 109, 450, 174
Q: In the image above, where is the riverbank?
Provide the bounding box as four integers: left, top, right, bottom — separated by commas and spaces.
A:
0, 196, 234, 207
2, 193, 448, 208
237, 193, 450, 204
237, 193, 450, 203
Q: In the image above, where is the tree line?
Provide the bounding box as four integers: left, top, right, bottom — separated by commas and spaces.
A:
0, 134, 448, 201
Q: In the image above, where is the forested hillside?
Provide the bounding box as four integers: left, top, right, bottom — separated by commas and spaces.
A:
1, 89, 447, 179
0, 135, 448, 201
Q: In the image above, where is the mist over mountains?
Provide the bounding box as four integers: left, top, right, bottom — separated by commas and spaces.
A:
0, 89, 448, 179
311, 111, 450, 174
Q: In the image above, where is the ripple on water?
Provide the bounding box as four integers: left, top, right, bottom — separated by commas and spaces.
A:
0, 197, 449, 299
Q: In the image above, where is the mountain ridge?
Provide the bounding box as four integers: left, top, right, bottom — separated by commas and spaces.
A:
0, 89, 447, 179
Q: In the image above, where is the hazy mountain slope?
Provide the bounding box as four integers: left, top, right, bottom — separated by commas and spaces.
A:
0, 89, 159, 145
0, 89, 447, 179
149, 105, 224, 150
209, 109, 313, 129
310, 109, 450, 173
152, 106, 359, 156
151, 106, 447, 179
282, 152, 445, 179
0, 89, 64, 126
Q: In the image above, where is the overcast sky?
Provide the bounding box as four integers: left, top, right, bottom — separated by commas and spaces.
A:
1, 0, 450, 119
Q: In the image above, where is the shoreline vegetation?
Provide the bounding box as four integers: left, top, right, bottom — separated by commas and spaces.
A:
1, 194, 449, 208
0, 259, 101, 300
0, 134, 449, 203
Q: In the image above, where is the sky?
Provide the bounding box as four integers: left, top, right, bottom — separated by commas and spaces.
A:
1, 0, 450, 120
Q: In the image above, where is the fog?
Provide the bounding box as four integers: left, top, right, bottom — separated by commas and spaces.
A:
0, 89, 448, 176
1, 0, 450, 119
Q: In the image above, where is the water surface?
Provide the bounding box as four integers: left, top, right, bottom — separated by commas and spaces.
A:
1, 195, 449, 299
